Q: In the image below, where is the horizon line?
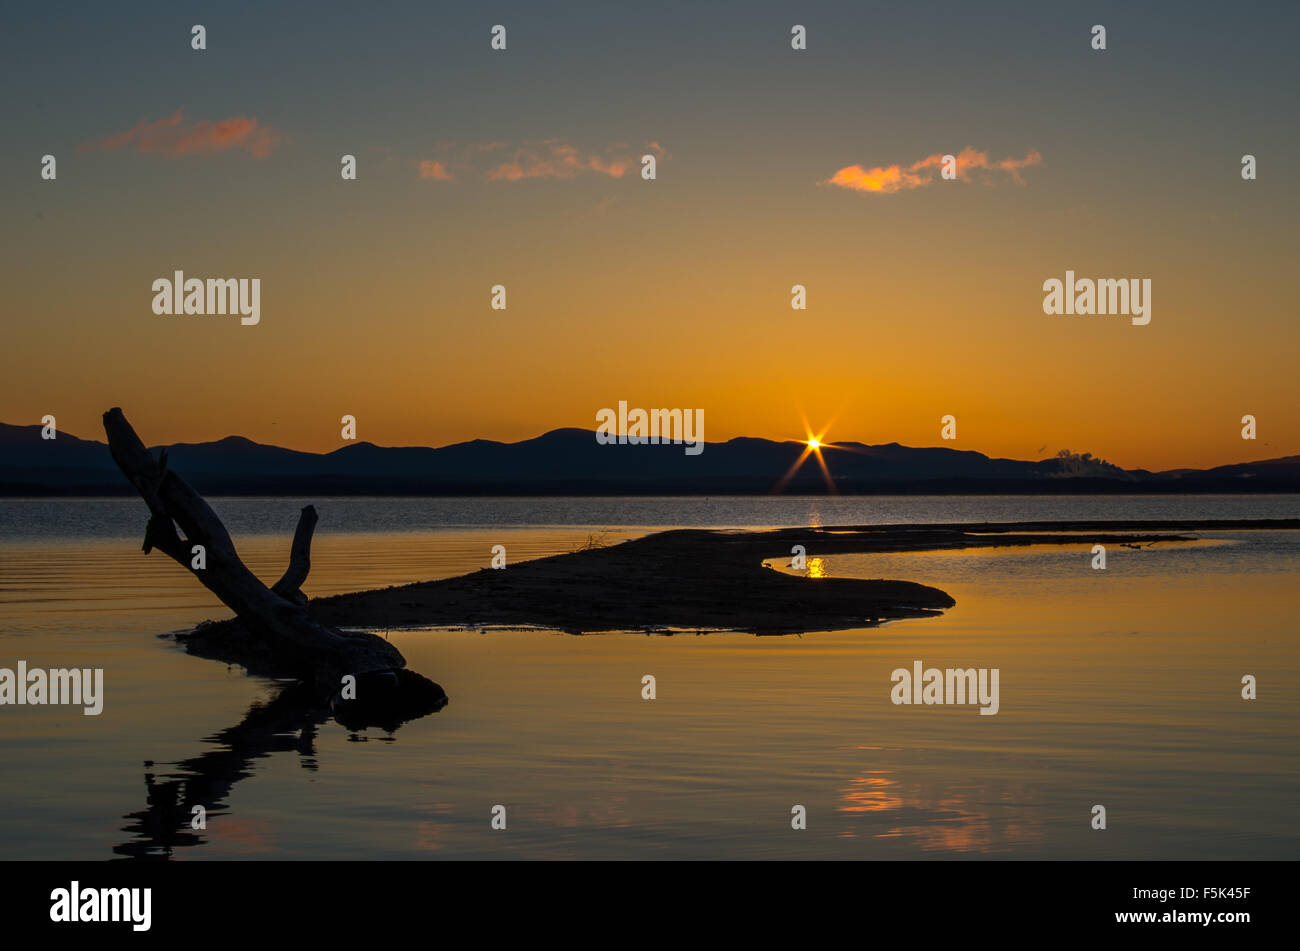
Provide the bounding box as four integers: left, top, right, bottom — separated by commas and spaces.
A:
2, 418, 1295, 475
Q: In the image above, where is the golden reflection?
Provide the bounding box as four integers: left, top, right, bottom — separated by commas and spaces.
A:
839, 771, 904, 813
837, 770, 1043, 852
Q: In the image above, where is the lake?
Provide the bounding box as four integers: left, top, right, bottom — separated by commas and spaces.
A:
1, 495, 1296, 859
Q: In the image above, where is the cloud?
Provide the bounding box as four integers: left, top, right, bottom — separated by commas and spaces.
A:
417, 159, 453, 181
80, 108, 284, 159
416, 139, 662, 182
824, 147, 1042, 194
486, 141, 631, 181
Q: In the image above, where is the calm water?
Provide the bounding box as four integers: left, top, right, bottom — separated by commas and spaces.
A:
0, 495, 1296, 859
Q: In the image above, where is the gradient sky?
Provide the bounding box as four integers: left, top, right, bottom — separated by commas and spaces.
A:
3, 0, 1297, 470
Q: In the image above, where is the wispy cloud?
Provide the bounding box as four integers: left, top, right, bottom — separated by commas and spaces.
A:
824, 147, 1042, 194
417, 159, 453, 181
80, 108, 284, 159
416, 139, 666, 183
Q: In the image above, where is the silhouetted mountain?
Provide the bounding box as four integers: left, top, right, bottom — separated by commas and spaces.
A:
1, 421, 1297, 495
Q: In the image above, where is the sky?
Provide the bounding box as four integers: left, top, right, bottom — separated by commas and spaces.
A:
2, 0, 1297, 470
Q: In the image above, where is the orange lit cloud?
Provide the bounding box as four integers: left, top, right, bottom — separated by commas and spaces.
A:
80, 108, 284, 159
416, 139, 665, 182
417, 159, 453, 181
824, 147, 1042, 194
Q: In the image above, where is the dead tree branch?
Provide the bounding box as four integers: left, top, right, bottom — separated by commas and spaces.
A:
272, 505, 318, 604
103, 407, 405, 688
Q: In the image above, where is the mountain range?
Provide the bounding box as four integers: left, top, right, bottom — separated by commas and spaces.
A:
2, 421, 1297, 495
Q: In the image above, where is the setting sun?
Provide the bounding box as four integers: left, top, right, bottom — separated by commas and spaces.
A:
808, 438, 821, 450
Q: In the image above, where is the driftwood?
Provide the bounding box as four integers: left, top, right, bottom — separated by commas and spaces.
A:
271, 505, 317, 604
103, 407, 445, 722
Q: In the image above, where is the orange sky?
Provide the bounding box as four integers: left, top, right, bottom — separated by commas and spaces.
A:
4, 4, 1297, 472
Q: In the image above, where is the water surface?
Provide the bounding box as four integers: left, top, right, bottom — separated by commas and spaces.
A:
0, 496, 1295, 859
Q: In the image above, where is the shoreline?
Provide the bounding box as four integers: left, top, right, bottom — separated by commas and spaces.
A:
179, 519, 1299, 661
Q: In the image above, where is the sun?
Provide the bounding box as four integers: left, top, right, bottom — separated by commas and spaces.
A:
773, 412, 847, 494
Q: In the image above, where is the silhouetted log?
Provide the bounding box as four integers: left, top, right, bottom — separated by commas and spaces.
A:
272, 505, 317, 605
102, 407, 405, 687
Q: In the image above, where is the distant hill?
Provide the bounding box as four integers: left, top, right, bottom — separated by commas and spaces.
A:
1, 421, 1297, 495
